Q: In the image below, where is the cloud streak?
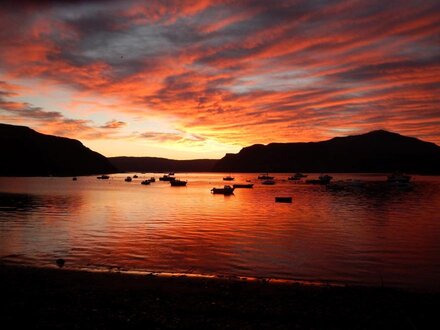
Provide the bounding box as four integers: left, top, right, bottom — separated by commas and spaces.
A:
0, 81, 125, 140
0, 0, 439, 157
100, 120, 127, 129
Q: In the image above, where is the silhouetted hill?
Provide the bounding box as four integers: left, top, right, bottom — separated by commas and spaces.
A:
0, 123, 116, 176
109, 157, 218, 173
214, 130, 440, 174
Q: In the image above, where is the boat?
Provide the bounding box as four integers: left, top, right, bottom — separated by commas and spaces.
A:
233, 183, 254, 188
288, 173, 308, 180
305, 174, 333, 185
125, 176, 132, 182
262, 179, 275, 185
72, 177, 77, 181
159, 174, 175, 181
170, 179, 187, 186
168, 172, 175, 176
223, 175, 234, 181
387, 172, 411, 184
97, 175, 110, 180
275, 197, 292, 203
258, 173, 274, 180
211, 185, 235, 195
149, 177, 156, 182
133, 175, 138, 179
141, 180, 151, 185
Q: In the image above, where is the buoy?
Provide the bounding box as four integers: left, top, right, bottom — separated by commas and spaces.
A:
56, 258, 65, 268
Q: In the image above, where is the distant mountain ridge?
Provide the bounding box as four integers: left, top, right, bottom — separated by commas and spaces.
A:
109, 157, 218, 173
213, 130, 440, 174
0, 123, 116, 176
2, 123, 439, 176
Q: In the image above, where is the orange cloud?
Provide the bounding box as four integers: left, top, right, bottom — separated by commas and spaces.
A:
0, 0, 439, 157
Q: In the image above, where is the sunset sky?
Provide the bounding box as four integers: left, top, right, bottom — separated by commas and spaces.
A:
0, 0, 439, 159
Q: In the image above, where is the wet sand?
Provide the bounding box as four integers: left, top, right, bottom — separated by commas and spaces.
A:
1, 265, 438, 329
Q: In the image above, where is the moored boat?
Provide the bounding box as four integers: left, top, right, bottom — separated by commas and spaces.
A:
223, 175, 234, 181
288, 173, 308, 180
125, 176, 132, 182
306, 174, 333, 185
141, 180, 151, 185
170, 179, 187, 186
258, 173, 274, 180
233, 183, 254, 188
275, 197, 292, 203
262, 179, 275, 185
211, 185, 235, 195
149, 177, 156, 182
159, 174, 175, 181
97, 175, 110, 180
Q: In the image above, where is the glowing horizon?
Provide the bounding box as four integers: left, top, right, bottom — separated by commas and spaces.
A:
1, 0, 439, 159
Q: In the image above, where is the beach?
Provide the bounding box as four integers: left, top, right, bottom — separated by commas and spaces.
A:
1, 265, 438, 329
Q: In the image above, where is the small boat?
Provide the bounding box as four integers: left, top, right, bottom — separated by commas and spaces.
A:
233, 183, 254, 188
211, 185, 235, 195
149, 177, 156, 183
72, 177, 77, 181
275, 197, 292, 203
387, 172, 411, 184
133, 175, 138, 179
262, 179, 275, 185
170, 179, 187, 186
306, 174, 333, 185
125, 176, 132, 182
288, 173, 308, 180
97, 175, 110, 180
258, 173, 274, 180
141, 180, 151, 185
168, 172, 175, 176
223, 175, 234, 181
159, 174, 175, 181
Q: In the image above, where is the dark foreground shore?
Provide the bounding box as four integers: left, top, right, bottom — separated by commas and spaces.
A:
1, 265, 439, 329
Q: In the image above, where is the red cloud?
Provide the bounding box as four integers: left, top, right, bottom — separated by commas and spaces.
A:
0, 0, 439, 150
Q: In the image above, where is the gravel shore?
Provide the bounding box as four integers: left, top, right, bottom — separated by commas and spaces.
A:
1, 265, 438, 329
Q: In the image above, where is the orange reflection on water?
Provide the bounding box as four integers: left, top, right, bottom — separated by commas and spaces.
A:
1, 173, 440, 290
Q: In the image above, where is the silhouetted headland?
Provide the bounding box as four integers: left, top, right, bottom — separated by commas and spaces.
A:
214, 130, 440, 174
0, 123, 116, 176
3, 123, 440, 175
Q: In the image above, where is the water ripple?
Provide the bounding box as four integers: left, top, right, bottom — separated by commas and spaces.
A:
1, 174, 440, 290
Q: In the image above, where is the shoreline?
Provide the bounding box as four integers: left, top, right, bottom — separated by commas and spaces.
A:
3, 262, 348, 288
2, 264, 439, 329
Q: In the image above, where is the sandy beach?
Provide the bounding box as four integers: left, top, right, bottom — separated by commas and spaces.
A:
1, 264, 438, 329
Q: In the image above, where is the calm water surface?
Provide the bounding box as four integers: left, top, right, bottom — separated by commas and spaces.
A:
1, 173, 439, 290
